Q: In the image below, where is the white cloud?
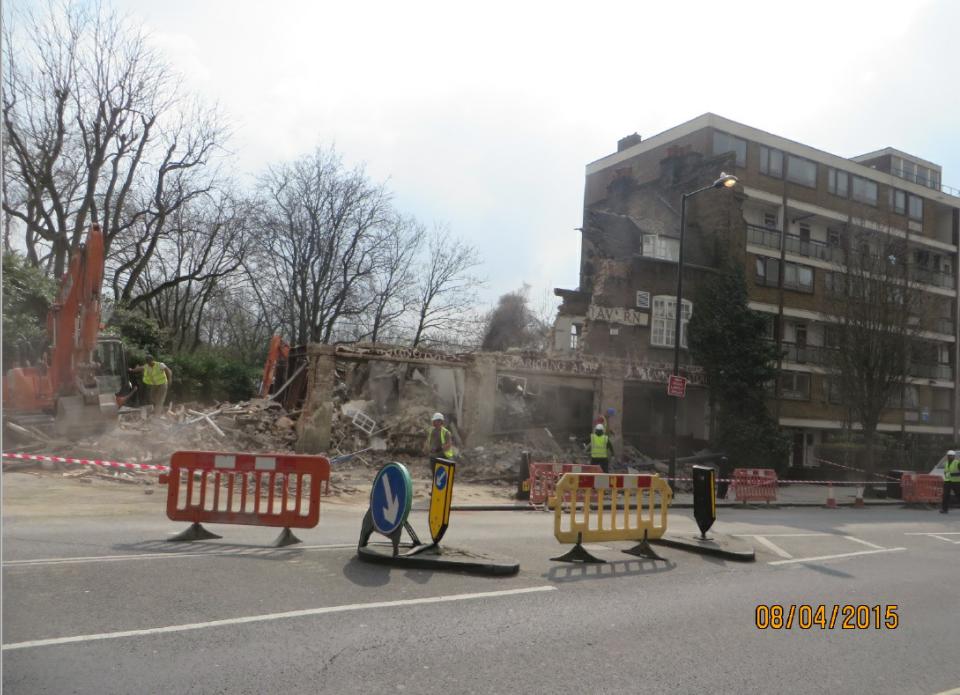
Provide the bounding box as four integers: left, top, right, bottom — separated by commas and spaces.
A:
122, 0, 958, 308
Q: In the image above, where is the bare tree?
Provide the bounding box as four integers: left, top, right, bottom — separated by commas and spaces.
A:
253, 147, 392, 345
2, 1, 226, 287
481, 285, 549, 352
411, 226, 483, 348
825, 224, 930, 473
363, 214, 424, 343
124, 192, 254, 352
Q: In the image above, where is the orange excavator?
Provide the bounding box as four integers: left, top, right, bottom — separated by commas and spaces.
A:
259, 335, 291, 398
4, 224, 132, 437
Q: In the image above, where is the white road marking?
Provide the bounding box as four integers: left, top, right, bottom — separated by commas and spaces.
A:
769, 547, 906, 566
1, 586, 557, 651
751, 536, 793, 559
732, 533, 830, 537
2, 543, 357, 567
843, 536, 886, 550
904, 532, 960, 545
904, 531, 960, 535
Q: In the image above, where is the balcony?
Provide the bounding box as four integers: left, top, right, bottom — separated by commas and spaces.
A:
910, 265, 955, 289
908, 363, 953, 380
746, 224, 839, 263
903, 409, 953, 426
781, 342, 835, 366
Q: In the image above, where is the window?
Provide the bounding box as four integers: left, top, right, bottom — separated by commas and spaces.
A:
852, 176, 878, 205
760, 146, 783, 178
651, 296, 692, 348
636, 291, 650, 310
642, 234, 679, 261
824, 378, 843, 404
756, 257, 814, 292
712, 131, 746, 167
780, 372, 811, 400
908, 195, 923, 221
763, 212, 778, 229
828, 168, 848, 197
891, 189, 906, 215
569, 324, 579, 350
827, 228, 841, 247
787, 155, 817, 187
797, 222, 811, 243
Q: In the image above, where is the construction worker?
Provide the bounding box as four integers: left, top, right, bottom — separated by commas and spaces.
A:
941, 450, 960, 514
130, 354, 173, 416
590, 422, 614, 473
425, 412, 457, 460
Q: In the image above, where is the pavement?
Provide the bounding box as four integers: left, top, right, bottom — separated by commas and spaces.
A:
3, 470, 960, 695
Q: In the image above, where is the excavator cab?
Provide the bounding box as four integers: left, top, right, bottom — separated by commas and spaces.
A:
53, 337, 133, 438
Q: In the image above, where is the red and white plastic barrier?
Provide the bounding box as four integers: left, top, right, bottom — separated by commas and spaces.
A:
529, 462, 603, 506
160, 450, 329, 529
2, 451, 168, 472
733, 468, 778, 503
901, 473, 943, 504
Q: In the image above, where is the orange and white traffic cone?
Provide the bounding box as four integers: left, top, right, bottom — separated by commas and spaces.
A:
826, 483, 837, 509
854, 486, 865, 508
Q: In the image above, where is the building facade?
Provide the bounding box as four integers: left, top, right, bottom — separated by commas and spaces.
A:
554, 114, 960, 467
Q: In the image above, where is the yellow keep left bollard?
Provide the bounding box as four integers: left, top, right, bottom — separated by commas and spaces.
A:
549, 473, 672, 563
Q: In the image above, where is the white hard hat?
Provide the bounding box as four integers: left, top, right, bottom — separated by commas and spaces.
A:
432, 412, 444, 422
949, 450, 956, 456
595, 423, 605, 432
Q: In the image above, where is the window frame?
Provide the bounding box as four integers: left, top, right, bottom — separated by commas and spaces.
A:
828, 168, 849, 197
786, 155, 818, 188
908, 194, 923, 221
650, 295, 693, 349
760, 146, 784, 179
851, 176, 878, 206
712, 131, 747, 167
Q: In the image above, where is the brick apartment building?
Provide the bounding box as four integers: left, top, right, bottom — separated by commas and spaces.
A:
553, 113, 960, 467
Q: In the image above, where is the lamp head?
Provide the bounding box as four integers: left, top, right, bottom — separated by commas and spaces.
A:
713, 172, 738, 189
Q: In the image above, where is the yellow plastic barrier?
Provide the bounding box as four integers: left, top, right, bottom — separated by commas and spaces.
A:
548, 473, 672, 562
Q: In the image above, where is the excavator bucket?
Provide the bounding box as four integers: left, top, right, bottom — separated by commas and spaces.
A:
55, 394, 118, 438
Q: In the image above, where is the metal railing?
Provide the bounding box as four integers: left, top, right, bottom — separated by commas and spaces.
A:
908, 363, 953, 380
747, 224, 956, 290
890, 166, 960, 197
746, 224, 839, 263
902, 409, 953, 426
910, 265, 956, 289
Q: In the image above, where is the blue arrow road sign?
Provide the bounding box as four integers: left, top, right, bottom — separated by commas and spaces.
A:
434, 466, 448, 490
370, 463, 413, 536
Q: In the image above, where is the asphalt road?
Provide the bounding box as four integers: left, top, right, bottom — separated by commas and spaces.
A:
3, 490, 960, 694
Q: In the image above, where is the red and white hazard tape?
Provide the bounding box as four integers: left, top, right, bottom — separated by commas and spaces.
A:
1, 452, 168, 472
665, 477, 882, 485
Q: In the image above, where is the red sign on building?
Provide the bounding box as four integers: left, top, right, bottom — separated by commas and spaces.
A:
667, 374, 687, 398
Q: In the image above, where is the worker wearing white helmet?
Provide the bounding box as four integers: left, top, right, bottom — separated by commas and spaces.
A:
425, 412, 456, 460
942, 450, 960, 513
590, 421, 614, 473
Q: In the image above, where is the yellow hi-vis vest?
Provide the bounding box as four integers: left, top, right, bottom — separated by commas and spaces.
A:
946, 458, 960, 482
143, 362, 168, 386
426, 426, 455, 459
590, 433, 610, 459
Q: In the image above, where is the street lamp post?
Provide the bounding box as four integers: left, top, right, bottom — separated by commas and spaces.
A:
668, 172, 738, 488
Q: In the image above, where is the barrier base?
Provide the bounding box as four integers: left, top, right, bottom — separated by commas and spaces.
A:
651, 532, 756, 562
622, 531, 666, 561
271, 527, 302, 548
357, 543, 520, 576
168, 522, 222, 542
550, 533, 605, 564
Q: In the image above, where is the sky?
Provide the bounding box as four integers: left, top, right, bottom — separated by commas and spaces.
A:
29, 0, 960, 311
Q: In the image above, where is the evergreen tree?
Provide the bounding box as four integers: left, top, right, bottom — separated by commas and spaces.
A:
688, 265, 789, 469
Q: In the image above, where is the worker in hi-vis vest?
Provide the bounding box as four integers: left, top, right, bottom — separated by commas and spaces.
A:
942, 450, 960, 514
425, 412, 456, 460
590, 422, 614, 473
129, 354, 173, 416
